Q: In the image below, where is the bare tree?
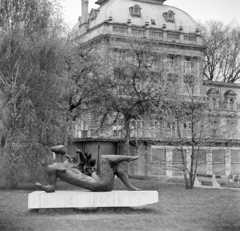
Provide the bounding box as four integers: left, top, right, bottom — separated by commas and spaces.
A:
164, 74, 208, 188
157, 74, 240, 189
200, 20, 240, 83
84, 40, 169, 155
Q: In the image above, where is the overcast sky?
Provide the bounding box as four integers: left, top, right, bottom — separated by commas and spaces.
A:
61, 0, 240, 27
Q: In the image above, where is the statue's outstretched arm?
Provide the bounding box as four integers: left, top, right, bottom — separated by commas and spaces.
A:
36, 165, 66, 193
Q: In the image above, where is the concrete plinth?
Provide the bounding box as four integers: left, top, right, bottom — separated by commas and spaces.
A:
28, 190, 158, 209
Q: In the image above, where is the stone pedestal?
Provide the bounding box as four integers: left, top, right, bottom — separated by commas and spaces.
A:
28, 190, 159, 209
212, 174, 220, 188
194, 176, 202, 187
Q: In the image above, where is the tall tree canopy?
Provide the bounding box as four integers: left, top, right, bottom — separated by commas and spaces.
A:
0, 0, 68, 188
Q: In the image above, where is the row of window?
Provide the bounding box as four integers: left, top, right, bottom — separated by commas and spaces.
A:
69, 116, 238, 140
112, 25, 197, 41
112, 52, 197, 74
207, 89, 237, 111
129, 5, 175, 24
88, 5, 176, 25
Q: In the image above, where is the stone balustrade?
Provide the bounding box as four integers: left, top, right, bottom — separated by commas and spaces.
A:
112, 24, 201, 45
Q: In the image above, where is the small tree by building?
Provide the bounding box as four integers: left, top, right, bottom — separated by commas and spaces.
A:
156, 76, 240, 189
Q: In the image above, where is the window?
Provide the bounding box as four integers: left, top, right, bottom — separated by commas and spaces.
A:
206, 88, 220, 110
209, 118, 220, 136
167, 122, 176, 133
151, 19, 156, 25
72, 115, 77, 121
184, 74, 194, 86
131, 120, 143, 129
81, 130, 88, 138
74, 124, 79, 131
119, 119, 124, 126
168, 57, 174, 68
184, 122, 192, 130
163, 10, 175, 23
184, 35, 197, 42
167, 32, 180, 40
150, 116, 163, 128
183, 59, 191, 74
113, 130, 122, 138
82, 121, 88, 130
165, 56, 177, 73
113, 51, 122, 64
114, 86, 125, 96
224, 90, 237, 111
167, 73, 178, 83
113, 117, 124, 128
212, 97, 218, 110
135, 78, 142, 91
129, 5, 141, 17
132, 28, 146, 37
227, 118, 237, 127
229, 98, 235, 111
150, 30, 163, 39
113, 25, 128, 34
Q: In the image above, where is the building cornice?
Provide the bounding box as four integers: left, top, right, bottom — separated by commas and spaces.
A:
75, 21, 204, 49
77, 33, 205, 53
204, 80, 240, 89
72, 137, 240, 147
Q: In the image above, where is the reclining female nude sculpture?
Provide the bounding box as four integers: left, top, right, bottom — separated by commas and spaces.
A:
36, 145, 140, 192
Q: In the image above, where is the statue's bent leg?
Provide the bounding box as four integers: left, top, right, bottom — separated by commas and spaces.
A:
116, 165, 141, 191
104, 155, 139, 166
36, 165, 60, 193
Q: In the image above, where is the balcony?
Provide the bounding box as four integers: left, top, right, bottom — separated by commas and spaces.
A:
69, 130, 89, 139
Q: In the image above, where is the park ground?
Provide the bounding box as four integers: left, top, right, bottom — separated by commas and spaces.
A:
0, 177, 240, 231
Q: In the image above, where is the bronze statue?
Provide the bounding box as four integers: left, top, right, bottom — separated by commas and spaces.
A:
36, 145, 140, 192
64, 150, 97, 176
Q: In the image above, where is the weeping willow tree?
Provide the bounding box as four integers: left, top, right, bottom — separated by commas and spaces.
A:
0, 0, 69, 188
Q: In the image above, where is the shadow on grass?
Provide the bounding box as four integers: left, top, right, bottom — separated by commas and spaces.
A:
29, 207, 158, 215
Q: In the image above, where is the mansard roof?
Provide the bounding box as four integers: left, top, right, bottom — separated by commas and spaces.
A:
89, 0, 197, 33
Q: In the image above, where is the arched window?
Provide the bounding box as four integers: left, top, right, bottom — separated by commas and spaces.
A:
224, 90, 237, 111
206, 88, 220, 110
129, 5, 141, 17
163, 10, 175, 23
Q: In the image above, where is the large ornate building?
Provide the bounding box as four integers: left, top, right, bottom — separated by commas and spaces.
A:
69, 0, 240, 177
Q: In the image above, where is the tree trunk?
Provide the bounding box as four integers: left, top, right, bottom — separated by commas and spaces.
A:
124, 115, 131, 156
5, 140, 19, 189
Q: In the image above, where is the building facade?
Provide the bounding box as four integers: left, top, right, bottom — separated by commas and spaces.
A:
69, 0, 240, 177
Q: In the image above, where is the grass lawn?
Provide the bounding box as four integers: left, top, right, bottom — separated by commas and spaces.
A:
1, 178, 240, 231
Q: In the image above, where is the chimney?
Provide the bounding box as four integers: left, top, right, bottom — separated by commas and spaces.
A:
156, 0, 166, 4
81, 0, 89, 23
